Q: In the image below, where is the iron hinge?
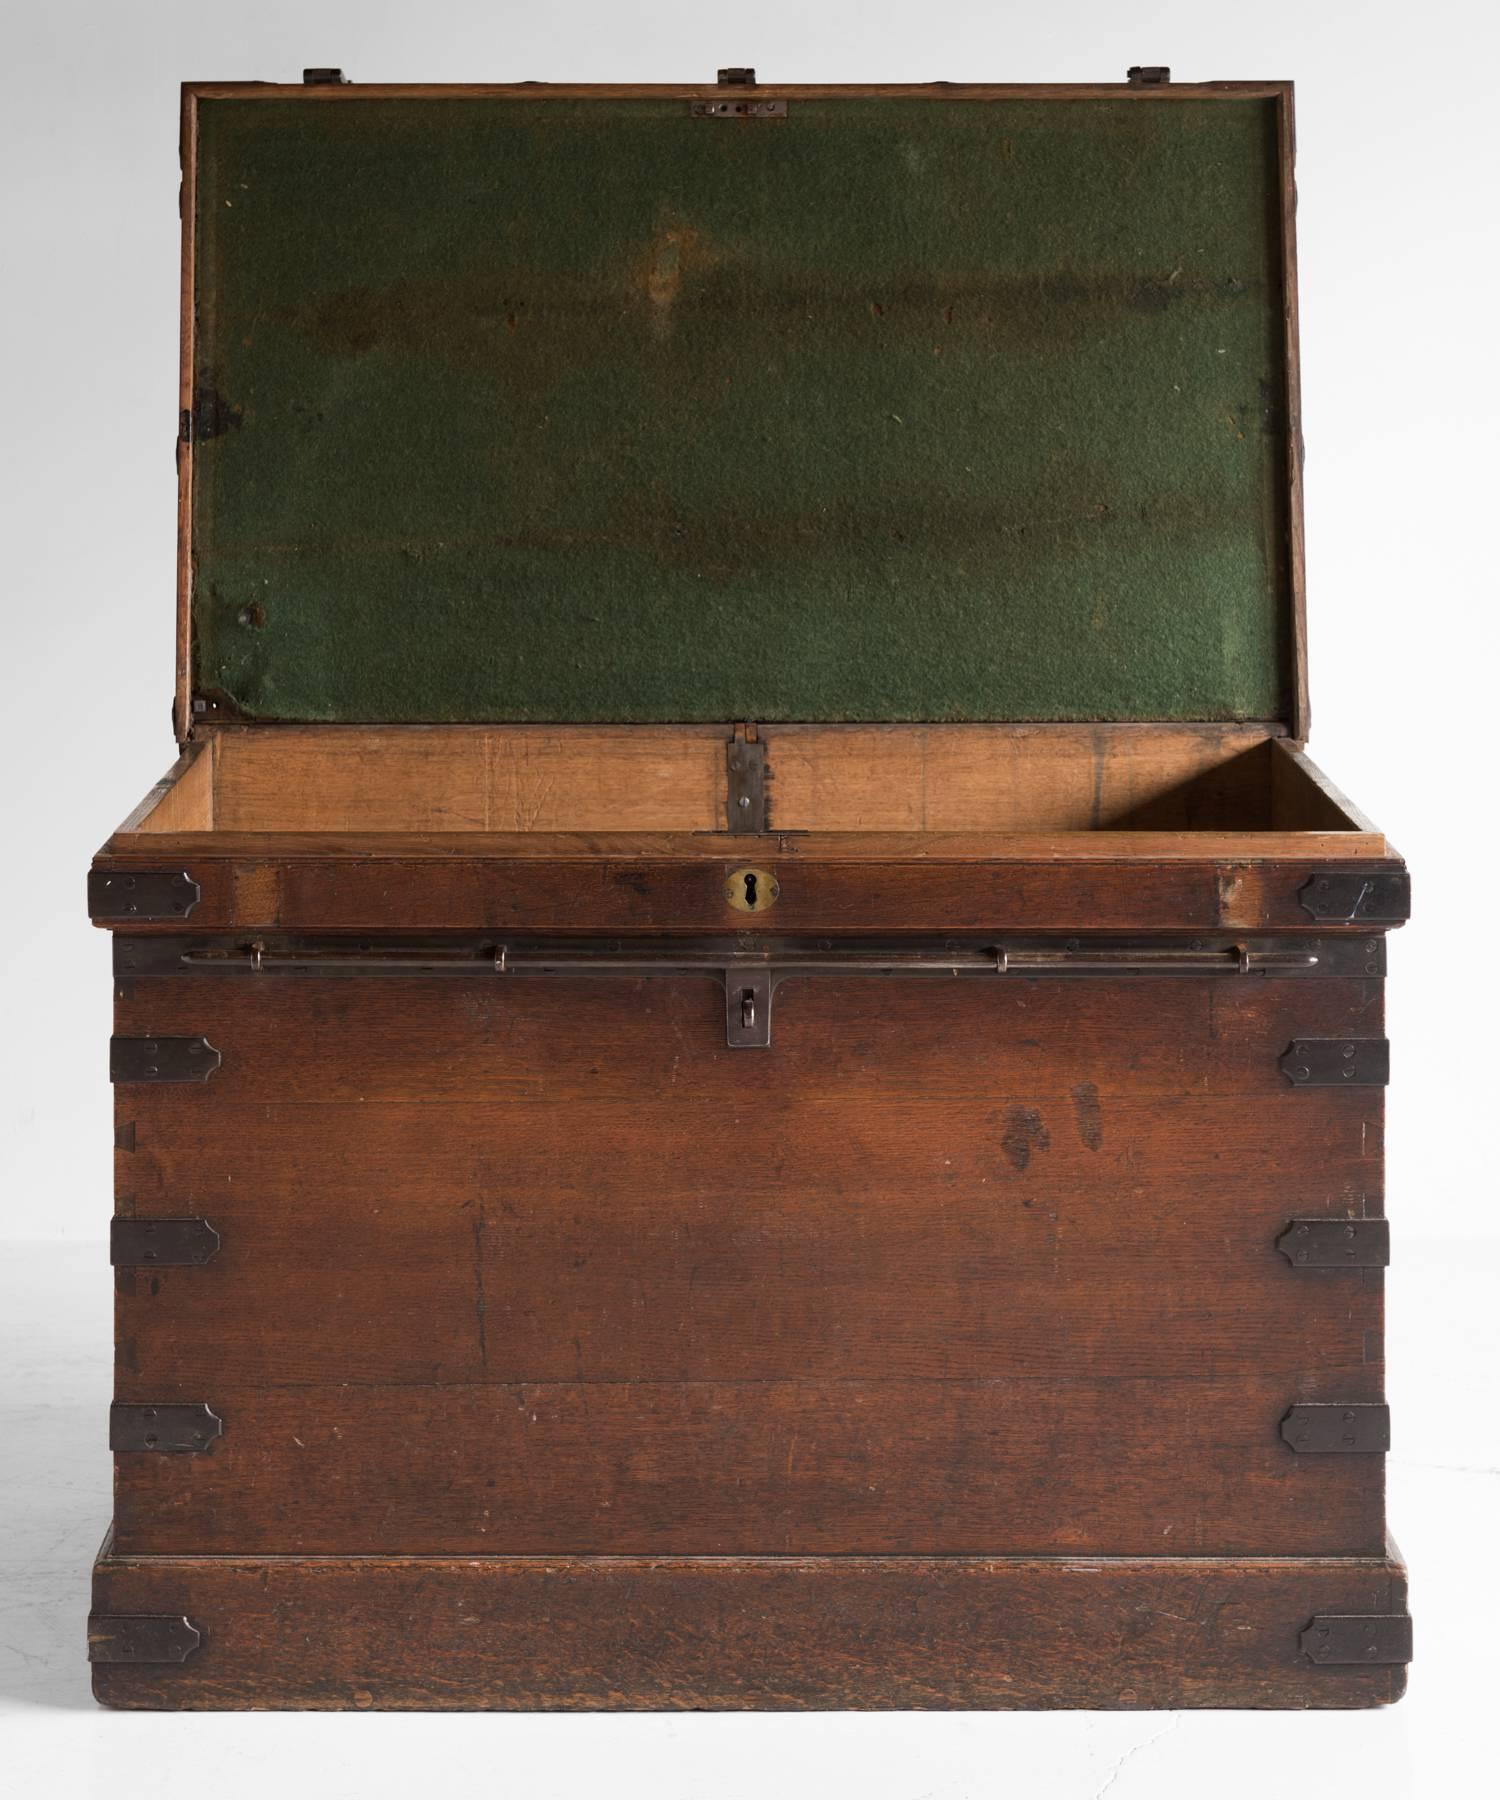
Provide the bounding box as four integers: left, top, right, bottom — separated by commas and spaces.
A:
727, 727, 769, 832
718, 66, 756, 84
1279, 1038, 1389, 1087
1127, 65, 1171, 85
179, 386, 238, 444
1301, 1614, 1412, 1666
111, 1217, 221, 1268
303, 67, 348, 85
111, 1401, 224, 1454
693, 96, 787, 118
1277, 1218, 1389, 1269
1280, 1403, 1390, 1454
110, 1036, 222, 1084
88, 869, 200, 923
1299, 871, 1411, 924
88, 1614, 203, 1665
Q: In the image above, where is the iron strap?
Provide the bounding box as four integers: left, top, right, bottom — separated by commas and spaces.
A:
117, 934, 1385, 982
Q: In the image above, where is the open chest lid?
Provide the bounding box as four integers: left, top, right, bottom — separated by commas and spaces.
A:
177, 73, 1306, 741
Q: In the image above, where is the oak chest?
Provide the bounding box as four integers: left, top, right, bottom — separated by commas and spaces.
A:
87, 69, 1412, 1709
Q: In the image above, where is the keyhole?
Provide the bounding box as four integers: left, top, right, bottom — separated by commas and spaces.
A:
743, 872, 759, 909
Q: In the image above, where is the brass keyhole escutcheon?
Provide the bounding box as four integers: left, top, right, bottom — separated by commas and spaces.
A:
725, 866, 780, 914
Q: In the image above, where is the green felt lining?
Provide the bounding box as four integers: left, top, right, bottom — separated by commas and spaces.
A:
191, 94, 1292, 723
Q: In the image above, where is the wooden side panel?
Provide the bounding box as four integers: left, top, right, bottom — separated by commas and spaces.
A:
91, 1548, 1408, 1710
111, 974, 1385, 1559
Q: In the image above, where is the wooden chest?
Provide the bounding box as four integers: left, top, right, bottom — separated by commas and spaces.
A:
87, 70, 1412, 1709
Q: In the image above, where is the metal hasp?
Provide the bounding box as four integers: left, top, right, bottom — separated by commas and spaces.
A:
1300, 872, 1411, 924
110, 1036, 221, 1084
1277, 1218, 1390, 1269
110, 1217, 221, 1268
726, 969, 775, 1048
1280, 1404, 1390, 1454
110, 1402, 224, 1455
1301, 1615, 1413, 1666
1127, 65, 1171, 84
726, 730, 768, 832
88, 869, 199, 922
303, 67, 347, 85
1279, 1038, 1390, 1087
88, 1615, 203, 1665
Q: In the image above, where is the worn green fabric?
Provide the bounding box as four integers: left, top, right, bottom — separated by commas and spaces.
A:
191, 95, 1291, 722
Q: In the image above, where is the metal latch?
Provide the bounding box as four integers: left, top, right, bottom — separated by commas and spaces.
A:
111, 1217, 221, 1268
1300, 1615, 1412, 1666
1280, 1404, 1390, 1453
695, 73, 785, 118
303, 67, 348, 85
1127, 65, 1171, 85
727, 727, 769, 832
1277, 1218, 1389, 1268
1300, 872, 1411, 924
88, 1615, 203, 1665
110, 1037, 221, 1084
110, 1402, 224, 1455
88, 869, 200, 923
1279, 1039, 1390, 1087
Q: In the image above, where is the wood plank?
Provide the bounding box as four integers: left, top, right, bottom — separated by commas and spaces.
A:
764, 725, 1274, 831
110, 1372, 1384, 1557
183, 81, 1297, 102
110, 974, 1384, 1103
114, 1092, 1382, 1387
91, 1544, 1408, 1711
205, 723, 1287, 835
211, 726, 726, 833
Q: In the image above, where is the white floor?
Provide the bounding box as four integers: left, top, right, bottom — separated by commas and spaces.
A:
1, 1244, 1491, 1800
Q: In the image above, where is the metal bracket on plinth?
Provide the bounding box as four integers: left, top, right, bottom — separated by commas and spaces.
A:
88, 1615, 203, 1665
1301, 1615, 1412, 1666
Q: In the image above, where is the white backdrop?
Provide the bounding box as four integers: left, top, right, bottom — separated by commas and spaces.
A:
1, 2, 1496, 1792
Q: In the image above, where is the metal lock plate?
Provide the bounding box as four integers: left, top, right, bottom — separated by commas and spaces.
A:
724, 868, 779, 915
